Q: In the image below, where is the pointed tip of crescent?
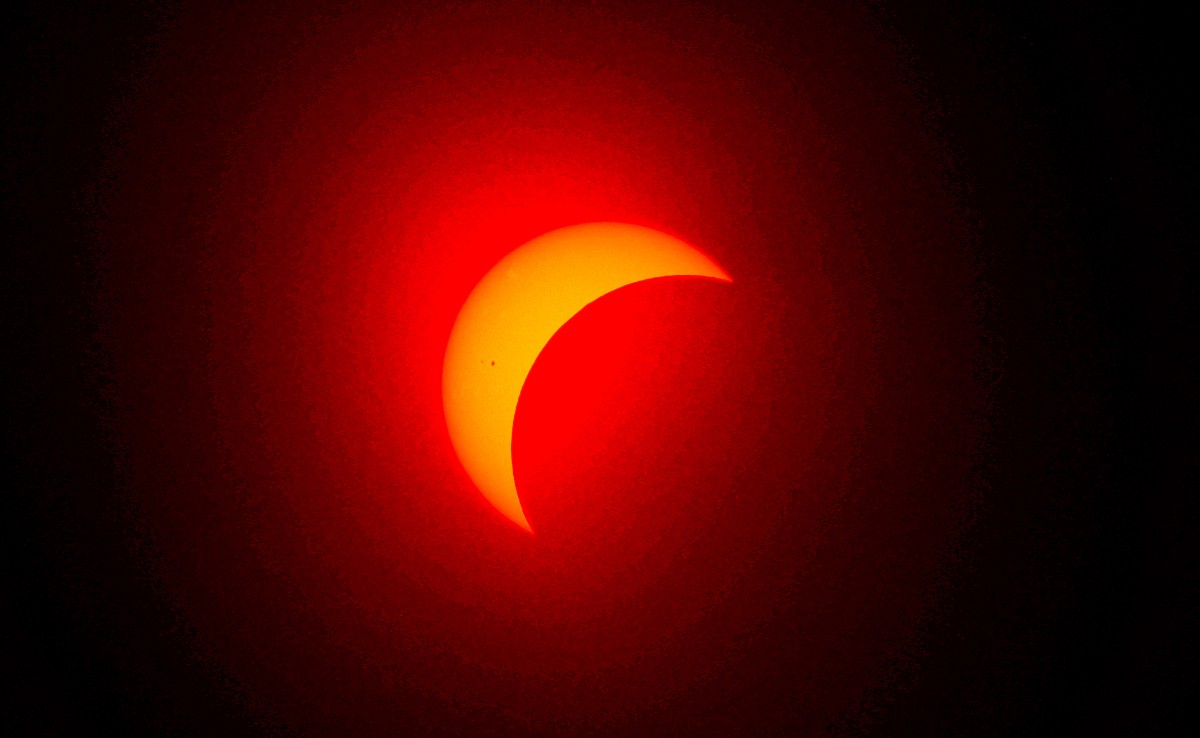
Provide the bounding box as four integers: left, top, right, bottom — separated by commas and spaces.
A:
511, 509, 533, 534
701, 257, 733, 283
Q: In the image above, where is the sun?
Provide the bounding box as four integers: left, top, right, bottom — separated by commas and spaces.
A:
442, 222, 731, 531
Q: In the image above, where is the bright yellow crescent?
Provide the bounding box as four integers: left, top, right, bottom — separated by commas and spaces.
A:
442, 222, 732, 532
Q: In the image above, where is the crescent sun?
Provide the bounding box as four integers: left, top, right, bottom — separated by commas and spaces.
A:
442, 222, 732, 532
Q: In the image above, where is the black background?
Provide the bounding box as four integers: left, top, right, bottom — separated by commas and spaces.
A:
7, 1, 1194, 735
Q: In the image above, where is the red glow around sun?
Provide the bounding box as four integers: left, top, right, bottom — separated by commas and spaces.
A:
96, 2, 981, 733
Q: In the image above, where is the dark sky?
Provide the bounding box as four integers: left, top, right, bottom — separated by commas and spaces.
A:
8, 1, 1194, 735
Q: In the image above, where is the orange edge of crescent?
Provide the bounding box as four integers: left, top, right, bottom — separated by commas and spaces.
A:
442, 222, 732, 533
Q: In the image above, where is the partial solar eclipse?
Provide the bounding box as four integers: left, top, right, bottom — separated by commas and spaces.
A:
442, 222, 732, 531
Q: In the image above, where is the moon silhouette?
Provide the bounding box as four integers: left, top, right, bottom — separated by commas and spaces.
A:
442, 222, 732, 531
